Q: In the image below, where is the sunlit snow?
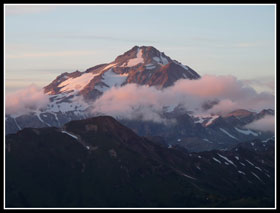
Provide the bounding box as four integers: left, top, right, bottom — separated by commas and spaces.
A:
121, 48, 144, 67
205, 115, 219, 126
102, 63, 116, 71
95, 69, 128, 93
58, 72, 101, 93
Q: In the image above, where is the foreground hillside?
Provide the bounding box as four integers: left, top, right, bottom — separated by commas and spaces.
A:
6, 116, 275, 208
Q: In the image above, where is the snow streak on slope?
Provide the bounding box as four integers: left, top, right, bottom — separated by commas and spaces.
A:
193, 114, 219, 126
217, 153, 237, 167
220, 128, 238, 140
61, 130, 78, 140
213, 157, 221, 164
235, 127, 258, 136
203, 138, 213, 143
13, 118, 21, 130
102, 63, 116, 71
205, 115, 219, 126
36, 112, 51, 127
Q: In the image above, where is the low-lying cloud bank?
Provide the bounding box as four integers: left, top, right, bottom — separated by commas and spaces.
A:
5, 75, 274, 130
243, 77, 275, 94
92, 75, 275, 123
5, 84, 50, 115
245, 115, 275, 133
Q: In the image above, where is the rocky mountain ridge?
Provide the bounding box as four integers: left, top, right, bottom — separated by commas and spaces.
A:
6, 116, 275, 207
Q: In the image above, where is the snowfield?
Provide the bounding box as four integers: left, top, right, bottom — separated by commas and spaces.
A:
96, 69, 128, 92
58, 72, 101, 93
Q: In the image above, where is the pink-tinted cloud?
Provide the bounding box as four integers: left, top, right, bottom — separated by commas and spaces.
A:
245, 115, 275, 133
170, 75, 242, 97
5, 84, 50, 115
92, 75, 274, 122
207, 99, 238, 115
92, 84, 174, 123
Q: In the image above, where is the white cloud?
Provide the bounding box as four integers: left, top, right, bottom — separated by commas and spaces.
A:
245, 115, 275, 133
5, 84, 50, 115
92, 75, 275, 122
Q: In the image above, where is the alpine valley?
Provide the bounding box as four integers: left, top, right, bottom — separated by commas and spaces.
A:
5, 46, 275, 208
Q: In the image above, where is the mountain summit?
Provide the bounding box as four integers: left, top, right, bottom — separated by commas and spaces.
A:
44, 45, 200, 100
6, 46, 202, 135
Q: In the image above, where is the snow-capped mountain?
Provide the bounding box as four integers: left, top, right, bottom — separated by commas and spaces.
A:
6, 45, 200, 134
44, 45, 200, 100
5, 45, 274, 153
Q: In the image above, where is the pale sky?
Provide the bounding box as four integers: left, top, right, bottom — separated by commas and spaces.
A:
4, 4, 276, 94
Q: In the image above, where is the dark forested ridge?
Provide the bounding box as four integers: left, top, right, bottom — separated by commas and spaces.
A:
6, 116, 275, 208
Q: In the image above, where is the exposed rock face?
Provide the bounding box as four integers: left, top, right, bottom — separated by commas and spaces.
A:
44, 45, 200, 100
